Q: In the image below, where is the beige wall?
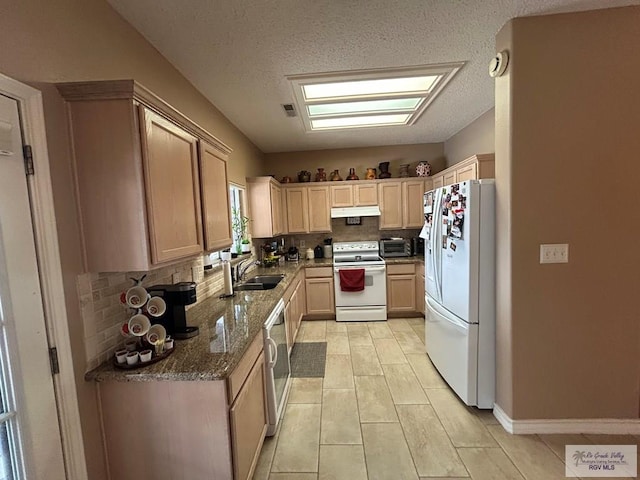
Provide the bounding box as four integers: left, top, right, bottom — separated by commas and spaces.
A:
444, 108, 495, 167
496, 6, 640, 419
0, 1, 263, 478
263, 143, 445, 181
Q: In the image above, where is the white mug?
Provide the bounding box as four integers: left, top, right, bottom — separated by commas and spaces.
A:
125, 351, 139, 365
146, 296, 166, 318
115, 349, 128, 364
128, 314, 151, 337
124, 339, 138, 352
125, 286, 149, 309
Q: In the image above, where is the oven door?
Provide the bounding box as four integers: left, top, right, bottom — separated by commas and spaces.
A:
333, 264, 387, 307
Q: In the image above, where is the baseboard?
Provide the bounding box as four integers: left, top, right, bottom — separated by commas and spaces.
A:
493, 403, 640, 435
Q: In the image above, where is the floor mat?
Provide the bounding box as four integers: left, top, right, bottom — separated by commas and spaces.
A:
290, 342, 327, 378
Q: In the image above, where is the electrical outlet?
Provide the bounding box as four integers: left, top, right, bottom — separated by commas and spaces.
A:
172, 273, 180, 283
539, 244, 569, 264
299, 240, 306, 248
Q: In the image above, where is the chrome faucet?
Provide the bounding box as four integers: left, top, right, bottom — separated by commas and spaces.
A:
235, 259, 257, 283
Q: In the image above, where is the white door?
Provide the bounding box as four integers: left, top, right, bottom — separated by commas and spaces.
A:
0, 94, 65, 479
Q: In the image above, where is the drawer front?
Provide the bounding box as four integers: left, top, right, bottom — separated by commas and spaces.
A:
227, 333, 263, 403
386, 263, 416, 275
305, 266, 333, 278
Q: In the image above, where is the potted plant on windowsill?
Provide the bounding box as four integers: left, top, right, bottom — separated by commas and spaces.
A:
232, 207, 250, 255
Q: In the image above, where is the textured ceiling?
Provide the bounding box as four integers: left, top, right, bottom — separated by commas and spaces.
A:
106, 0, 638, 153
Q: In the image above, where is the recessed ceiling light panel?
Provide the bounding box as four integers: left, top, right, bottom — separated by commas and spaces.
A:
288, 63, 464, 132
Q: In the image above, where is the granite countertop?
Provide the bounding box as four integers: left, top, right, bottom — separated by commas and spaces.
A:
86, 256, 422, 383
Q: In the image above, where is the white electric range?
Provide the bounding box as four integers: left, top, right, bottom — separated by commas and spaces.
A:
332, 241, 387, 322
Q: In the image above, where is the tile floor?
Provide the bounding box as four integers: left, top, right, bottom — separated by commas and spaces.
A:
253, 318, 639, 480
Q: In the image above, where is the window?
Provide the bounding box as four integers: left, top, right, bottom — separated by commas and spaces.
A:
229, 184, 247, 254
288, 63, 464, 131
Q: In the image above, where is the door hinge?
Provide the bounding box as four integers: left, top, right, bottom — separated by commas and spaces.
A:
49, 347, 60, 375
23, 145, 34, 176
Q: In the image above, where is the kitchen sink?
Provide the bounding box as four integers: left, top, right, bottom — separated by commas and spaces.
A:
245, 274, 284, 285
234, 274, 284, 291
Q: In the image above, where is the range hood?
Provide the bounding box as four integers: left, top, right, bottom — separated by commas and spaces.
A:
330, 206, 381, 218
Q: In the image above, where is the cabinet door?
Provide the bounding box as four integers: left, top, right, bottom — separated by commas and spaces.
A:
443, 171, 456, 187
199, 141, 232, 251
423, 178, 434, 194
305, 277, 335, 315
230, 352, 267, 480
284, 298, 293, 350
387, 274, 417, 313
402, 179, 425, 228
417, 274, 425, 315
285, 187, 309, 233
308, 186, 331, 232
297, 276, 306, 327
271, 184, 283, 235
140, 107, 203, 263
432, 175, 444, 189
456, 162, 477, 183
331, 185, 353, 207
354, 184, 378, 206
378, 182, 403, 230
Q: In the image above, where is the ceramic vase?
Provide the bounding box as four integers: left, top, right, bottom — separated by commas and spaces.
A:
415, 161, 432, 177
378, 161, 391, 179
330, 169, 342, 181
399, 164, 410, 177
298, 170, 311, 182
346, 168, 359, 181
315, 168, 327, 182
365, 168, 377, 180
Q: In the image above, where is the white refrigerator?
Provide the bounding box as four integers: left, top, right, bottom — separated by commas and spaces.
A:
421, 179, 495, 408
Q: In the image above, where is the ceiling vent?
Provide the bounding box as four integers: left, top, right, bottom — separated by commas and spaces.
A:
282, 104, 297, 117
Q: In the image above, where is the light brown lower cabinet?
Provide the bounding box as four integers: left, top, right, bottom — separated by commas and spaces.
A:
284, 270, 306, 349
97, 344, 267, 480
230, 352, 267, 480
305, 267, 335, 317
387, 263, 417, 314
416, 263, 425, 315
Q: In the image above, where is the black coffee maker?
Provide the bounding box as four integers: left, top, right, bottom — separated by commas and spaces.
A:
147, 282, 199, 339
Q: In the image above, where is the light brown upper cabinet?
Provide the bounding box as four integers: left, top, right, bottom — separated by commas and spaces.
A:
379, 180, 427, 230
199, 141, 233, 251
247, 177, 284, 238
378, 182, 403, 229
284, 186, 309, 234
330, 182, 378, 207
402, 179, 426, 229
278, 184, 331, 234
430, 154, 495, 188
57, 80, 232, 272
140, 108, 203, 264
307, 185, 331, 232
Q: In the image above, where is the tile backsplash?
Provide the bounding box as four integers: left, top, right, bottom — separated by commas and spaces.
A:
77, 255, 251, 371
266, 217, 420, 249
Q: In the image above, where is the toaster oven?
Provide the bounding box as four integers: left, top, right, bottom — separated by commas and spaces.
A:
379, 239, 412, 257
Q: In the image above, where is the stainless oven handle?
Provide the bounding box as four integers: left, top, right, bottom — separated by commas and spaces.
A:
333, 267, 386, 273
267, 336, 278, 367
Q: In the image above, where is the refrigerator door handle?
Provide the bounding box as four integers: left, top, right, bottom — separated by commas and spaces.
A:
432, 189, 443, 300
426, 296, 469, 331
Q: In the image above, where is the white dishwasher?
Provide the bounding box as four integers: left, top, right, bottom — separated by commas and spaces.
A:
263, 299, 291, 436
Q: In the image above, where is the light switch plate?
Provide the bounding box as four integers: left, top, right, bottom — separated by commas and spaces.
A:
540, 244, 569, 264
